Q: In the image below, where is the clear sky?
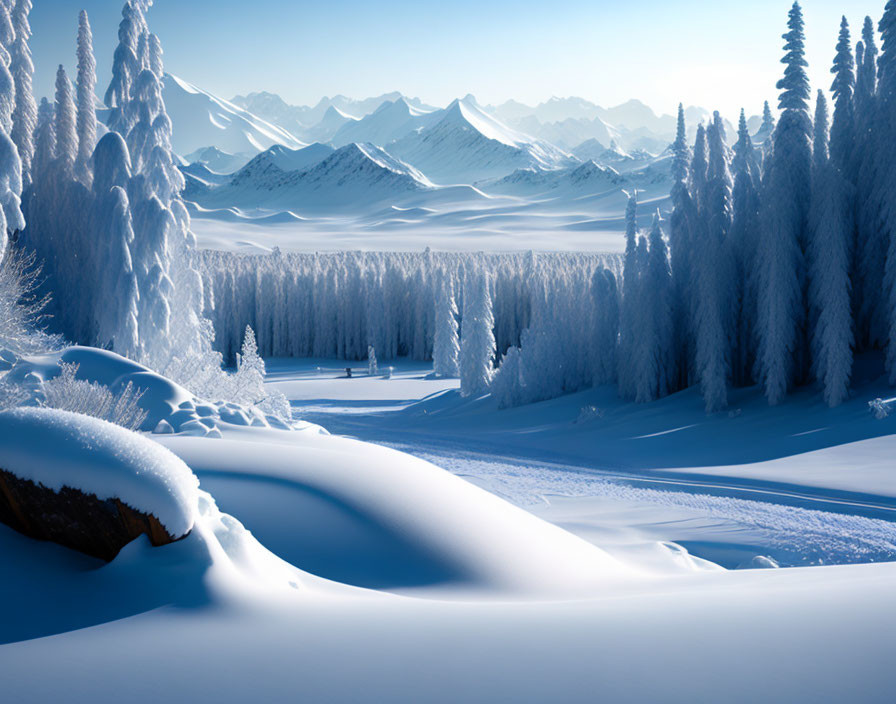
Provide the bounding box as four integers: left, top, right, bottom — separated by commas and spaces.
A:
29, 0, 885, 119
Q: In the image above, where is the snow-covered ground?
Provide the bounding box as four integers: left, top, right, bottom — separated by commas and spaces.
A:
3, 355, 894, 703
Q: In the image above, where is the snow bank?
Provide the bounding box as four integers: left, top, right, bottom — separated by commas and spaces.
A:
0, 407, 199, 537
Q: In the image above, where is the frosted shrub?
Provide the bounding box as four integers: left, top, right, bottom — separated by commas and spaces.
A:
0, 248, 60, 356
368, 346, 378, 376
0, 377, 29, 410
41, 362, 149, 431
868, 398, 892, 420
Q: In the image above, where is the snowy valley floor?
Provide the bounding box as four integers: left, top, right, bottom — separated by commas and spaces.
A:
2, 357, 896, 702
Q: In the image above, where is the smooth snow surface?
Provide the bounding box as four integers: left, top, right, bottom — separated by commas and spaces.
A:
0, 407, 198, 536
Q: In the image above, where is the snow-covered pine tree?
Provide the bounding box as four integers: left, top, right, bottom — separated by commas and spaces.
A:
754, 1, 813, 405
0, 2, 22, 264
693, 112, 733, 412
758, 100, 776, 142
104, 1, 143, 135
459, 269, 496, 398
591, 267, 619, 386
668, 104, 693, 390
75, 10, 97, 187
632, 232, 654, 403
689, 123, 708, 212
643, 211, 674, 400
9, 0, 34, 189
367, 345, 378, 376
0, 1, 15, 138
808, 90, 854, 406
617, 190, 640, 399
855, 14, 885, 350
94, 186, 140, 359
433, 272, 460, 378
53, 65, 77, 175
829, 17, 855, 172
729, 109, 762, 387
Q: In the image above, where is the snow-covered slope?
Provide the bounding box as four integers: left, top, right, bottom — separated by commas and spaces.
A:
330, 97, 440, 148
302, 106, 357, 143
163, 74, 305, 157
390, 95, 574, 184
233, 143, 335, 184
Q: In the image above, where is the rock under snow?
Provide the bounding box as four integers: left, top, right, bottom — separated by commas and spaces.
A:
0, 408, 200, 559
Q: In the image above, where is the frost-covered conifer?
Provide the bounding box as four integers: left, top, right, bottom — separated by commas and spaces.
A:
459, 269, 495, 397
693, 113, 733, 412
617, 191, 640, 399
75, 10, 97, 187
668, 104, 692, 389
808, 90, 853, 406
95, 186, 140, 359
755, 1, 812, 405
104, 2, 142, 134
367, 345, 378, 376
642, 212, 674, 401
433, 273, 460, 378
689, 123, 708, 211
53, 65, 76, 175
591, 268, 619, 386
9, 0, 35, 188
730, 109, 761, 386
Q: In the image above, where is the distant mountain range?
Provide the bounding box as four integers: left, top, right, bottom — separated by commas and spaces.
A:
165, 74, 772, 241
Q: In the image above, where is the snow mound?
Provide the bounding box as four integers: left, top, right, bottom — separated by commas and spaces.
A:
0, 407, 199, 537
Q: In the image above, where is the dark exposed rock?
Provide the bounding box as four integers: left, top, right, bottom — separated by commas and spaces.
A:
0, 468, 188, 561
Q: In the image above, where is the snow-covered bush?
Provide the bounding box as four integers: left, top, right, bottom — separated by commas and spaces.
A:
868, 398, 892, 420
368, 345, 378, 376
40, 361, 148, 431
0, 247, 59, 356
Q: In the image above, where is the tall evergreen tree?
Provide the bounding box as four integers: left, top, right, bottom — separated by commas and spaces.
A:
730, 109, 761, 386
9, 0, 34, 188
618, 191, 640, 399
693, 113, 733, 412
809, 90, 854, 406
643, 211, 674, 401
433, 272, 460, 378
53, 65, 76, 175
754, 1, 813, 405
459, 269, 496, 397
668, 104, 693, 389
75, 10, 97, 187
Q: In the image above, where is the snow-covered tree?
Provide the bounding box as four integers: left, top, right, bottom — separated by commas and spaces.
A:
75, 10, 97, 187
433, 272, 460, 378
808, 90, 853, 406
591, 267, 619, 386
641, 212, 674, 401
617, 190, 641, 399
9, 0, 35, 188
689, 123, 708, 211
367, 345, 378, 376
53, 65, 77, 175
104, 1, 143, 135
668, 103, 693, 389
693, 112, 733, 412
459, 269, 495, 398
94, 185, 140, 359
754, 1, 813, 405
730, 109, 761, 386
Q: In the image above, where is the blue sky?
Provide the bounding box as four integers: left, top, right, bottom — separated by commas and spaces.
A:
29, 0, 884, 118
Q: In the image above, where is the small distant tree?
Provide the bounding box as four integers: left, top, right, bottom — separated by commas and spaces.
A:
433, 273, 460, 378
460, 270, 496, 398
368, 345, 378, 376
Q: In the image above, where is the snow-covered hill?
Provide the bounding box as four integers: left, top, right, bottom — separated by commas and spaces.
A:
184, 146, 253, 174
390, 95, 575, 184
163, 74, 305, 157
